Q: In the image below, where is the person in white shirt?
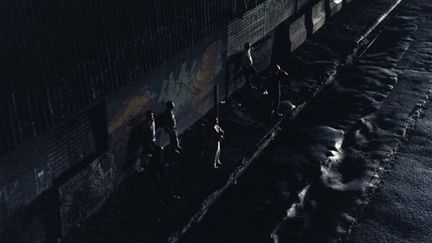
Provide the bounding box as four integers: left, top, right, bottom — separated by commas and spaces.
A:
242, 42, 257, 88
211, 118, 225, 169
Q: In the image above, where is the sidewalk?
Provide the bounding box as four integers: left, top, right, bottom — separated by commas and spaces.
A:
65, 0, 400, 242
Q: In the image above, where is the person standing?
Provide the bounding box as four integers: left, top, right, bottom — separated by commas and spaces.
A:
242, 42, 257, 89
211, 118, 225, 169
268, 65, 288, 116
142, 111, 179, 201
141, 111, 160, 157
136, 111, 164, 175
127, 111, 179, 202
158, 101, 181, 152
126, 112, 159, 169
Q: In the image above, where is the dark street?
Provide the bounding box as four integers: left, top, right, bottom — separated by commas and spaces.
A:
1, 0, 432, 243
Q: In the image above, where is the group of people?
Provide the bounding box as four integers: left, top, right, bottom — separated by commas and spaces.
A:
127, 101, 184, 201
128, 101, 224, 170
126, 42, 289, 201
127, 101, 225, 200
128, 101, 180, 165
242, 42, 289, 116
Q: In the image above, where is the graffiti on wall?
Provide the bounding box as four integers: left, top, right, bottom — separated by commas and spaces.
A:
107, 40, 224, 162
58, 153, 115, 235
0, 180, 22, 221
158, 40, 224, 130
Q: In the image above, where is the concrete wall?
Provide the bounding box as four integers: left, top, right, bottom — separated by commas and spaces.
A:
107, 35, 226, 169
287, 0, 327, 52
227, 0, 296, 56
312, 1, 327, 33
0, 17, 274, 243
290, 15, 308, 51
0, 105, 108, 242
58, 154, 115, 236
327, 0, 344, 16
0, 0, 354, 241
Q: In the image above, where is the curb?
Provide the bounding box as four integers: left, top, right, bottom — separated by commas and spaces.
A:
169, 1, 407, 242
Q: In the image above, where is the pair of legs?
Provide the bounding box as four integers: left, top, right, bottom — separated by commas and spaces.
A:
144, 144, 180, 202
165, 128, 181, 150
243, 66, 257, 87
270, 91, 281, 115
213, 141, 222, 168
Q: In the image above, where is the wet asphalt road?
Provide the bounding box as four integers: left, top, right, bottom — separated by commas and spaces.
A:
183, 0, 432, 242
347, 0, 432, 242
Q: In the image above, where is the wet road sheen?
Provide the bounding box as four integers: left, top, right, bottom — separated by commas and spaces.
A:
183, 0, 432, 242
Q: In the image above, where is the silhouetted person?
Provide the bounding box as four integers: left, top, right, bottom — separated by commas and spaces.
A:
127, 111, 161, 170
242, 42, 257, 88
268, 65, 288, 116
158, 101, 181, 152
211, 118, 225, 169
127, 112, 177, 202
142, 111, 179, 202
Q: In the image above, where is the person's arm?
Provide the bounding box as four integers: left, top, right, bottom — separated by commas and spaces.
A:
216, 125, 225, 139
220, 127, 225, 138
280, 69, 289, 77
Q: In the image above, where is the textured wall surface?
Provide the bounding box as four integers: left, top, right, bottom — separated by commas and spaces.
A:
0, 104, 107, 231
328, 0, 344, 16
107, 37, 225, 165
58, 154, 115, 236
227, 0, 296, 56
0, 0, 349, 241
312, 0, 326, 33
0, 0, 269, 156
290, 15, 308, 51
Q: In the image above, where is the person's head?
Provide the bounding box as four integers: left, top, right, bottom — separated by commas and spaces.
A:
244, 42, 250, 50
166, 101, 175, 111
272, 64, 281, 74
145, 111, 154, 121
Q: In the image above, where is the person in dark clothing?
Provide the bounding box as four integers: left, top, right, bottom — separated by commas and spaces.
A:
126, 111, 162, 175
128, 111, 179, 202
142, 111, 180, 201
158, 101, 181, 152
141, 111, 160, 158
127, 111, 161, 171
268, 64, 288, 116
242, 42, 257, 89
